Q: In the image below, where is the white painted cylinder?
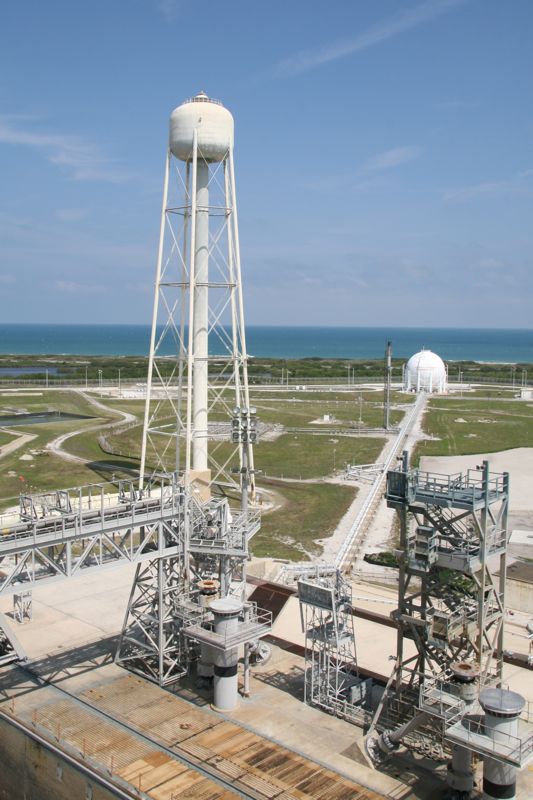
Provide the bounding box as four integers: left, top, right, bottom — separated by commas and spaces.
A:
447, 662, 479, 795
480, 688, 525, 800
192, 159, 209, 472
197, 580, 219, 684
210, 597, 243, 712
169, 92, 233, 163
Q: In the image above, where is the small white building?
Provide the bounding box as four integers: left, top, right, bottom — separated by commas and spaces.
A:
403, 349, 447, 393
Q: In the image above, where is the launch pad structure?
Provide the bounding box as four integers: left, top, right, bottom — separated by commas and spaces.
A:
0, 91, 271, 709
295, 451, 533, 798
0, 90, 532, 799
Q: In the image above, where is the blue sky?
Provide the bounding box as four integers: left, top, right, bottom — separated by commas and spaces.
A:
0, 0, 532, 327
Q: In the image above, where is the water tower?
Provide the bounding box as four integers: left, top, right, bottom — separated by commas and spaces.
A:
116, 94, 261, 686
140, 91, 255, 496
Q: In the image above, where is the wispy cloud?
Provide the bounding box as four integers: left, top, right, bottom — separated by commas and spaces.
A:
55, 280, 106, 295
0, 117, 131, 182
444, 169, 533, 202
155, 0, 182, 20
303, 146, 421, 192
274, 0, 467, 77
363, 146, 422, 172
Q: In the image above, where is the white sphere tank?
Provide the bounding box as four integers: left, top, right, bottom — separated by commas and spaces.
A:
169, 91, 233, 162
404, 349, 447, 393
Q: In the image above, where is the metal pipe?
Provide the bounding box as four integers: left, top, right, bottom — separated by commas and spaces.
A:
228, 148, 255, 497
210, 597, 243, 712
184, 132, 198, 478
367, 711, 429, 762
243, 602, 251, 698
192, 158, 209, 472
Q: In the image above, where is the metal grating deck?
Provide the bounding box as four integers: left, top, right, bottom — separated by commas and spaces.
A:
0, 668, 386, 799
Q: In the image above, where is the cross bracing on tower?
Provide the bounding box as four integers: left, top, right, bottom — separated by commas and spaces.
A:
368, 453, 510, 758
140, 97, 254, 496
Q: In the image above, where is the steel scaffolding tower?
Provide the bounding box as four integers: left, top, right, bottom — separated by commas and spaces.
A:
371, 452, 509, 752
298, 571, 370, 725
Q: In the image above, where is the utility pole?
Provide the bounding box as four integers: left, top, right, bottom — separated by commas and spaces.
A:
384, 341, 392, 430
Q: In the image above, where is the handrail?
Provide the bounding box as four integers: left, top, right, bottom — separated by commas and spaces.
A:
335, 392, 425, 570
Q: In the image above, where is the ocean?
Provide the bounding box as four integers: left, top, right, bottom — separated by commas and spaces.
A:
0, 324, 532, 362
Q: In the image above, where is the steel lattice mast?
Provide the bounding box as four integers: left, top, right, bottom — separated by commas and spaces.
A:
115, 93, 262, 687
140, 91, 255, 497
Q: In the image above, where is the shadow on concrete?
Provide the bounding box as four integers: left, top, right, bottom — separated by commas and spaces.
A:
252, 662, 306, 702
0, 634, 116, 701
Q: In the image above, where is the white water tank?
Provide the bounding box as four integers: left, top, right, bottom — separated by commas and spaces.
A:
404, 349, 447, 393
169, 91, 234, 162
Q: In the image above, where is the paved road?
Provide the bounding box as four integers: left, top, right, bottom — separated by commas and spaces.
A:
46, 390, 137, 467
0, 429, 37, 461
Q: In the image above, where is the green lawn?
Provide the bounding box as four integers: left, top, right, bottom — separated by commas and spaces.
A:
253, 479, 355, 560
0, 391, 124, 510
0, 430, 17, 447
413, 397, 533, 464
456, 388, 517, 399
0, 388, 362, 562
252, 434, 386, 479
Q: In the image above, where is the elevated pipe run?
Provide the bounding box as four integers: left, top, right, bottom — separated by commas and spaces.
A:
366, 711, 430, 762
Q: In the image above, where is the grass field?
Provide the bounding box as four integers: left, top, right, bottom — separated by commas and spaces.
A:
414, 397, 533, 463
458, 388, 517, 398
0, 388, 384, 560
253, 479, 355, 560
0, 430, 17, 447
0, 391, 120, 511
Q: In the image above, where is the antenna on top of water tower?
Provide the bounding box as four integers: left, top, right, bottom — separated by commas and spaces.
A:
140, 91, 255, 500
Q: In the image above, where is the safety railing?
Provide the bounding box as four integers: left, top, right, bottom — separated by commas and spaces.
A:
409, 467, 508, 506
185, 604, 272, 651
447, 715, 533, 767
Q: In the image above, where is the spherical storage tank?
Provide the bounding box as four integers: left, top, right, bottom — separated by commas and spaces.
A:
404, 349, 447, 393
169, 91, 234, 163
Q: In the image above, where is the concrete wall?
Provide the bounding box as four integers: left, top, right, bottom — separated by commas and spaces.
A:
506, 578, 533, 614
0, 716, 118, 800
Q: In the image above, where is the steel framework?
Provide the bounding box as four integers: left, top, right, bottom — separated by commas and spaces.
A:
140, 95, 254, 495
298, 571, 370, 725
0, 474, 184, 595
0, 96, 267, 694
118, 94, 262, 687
371, 452, 509, 750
